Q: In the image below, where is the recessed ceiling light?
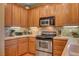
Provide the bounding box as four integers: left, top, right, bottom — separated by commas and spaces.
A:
25, 6, 30, 9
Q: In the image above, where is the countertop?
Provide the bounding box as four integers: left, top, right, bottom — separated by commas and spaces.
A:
62, 37, 79, 56
5, 35, 68, 40
53, 36, 68, 40
5, 34, 36, 40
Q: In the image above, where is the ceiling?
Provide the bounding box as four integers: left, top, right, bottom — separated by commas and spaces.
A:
20, 3, 42, 8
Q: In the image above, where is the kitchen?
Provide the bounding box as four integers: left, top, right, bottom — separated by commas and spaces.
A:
0, 3, 79, 56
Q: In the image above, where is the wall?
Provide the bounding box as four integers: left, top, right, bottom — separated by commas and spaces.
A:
0, 4, 5, 56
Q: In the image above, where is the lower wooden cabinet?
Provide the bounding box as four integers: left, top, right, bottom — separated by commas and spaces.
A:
5, 39, 17, 56
53, 39, 67, 56
5, 37, 67, 56
17, 38, 28, 56
5, 38, 28, 56
28, 37, 36, 55
5, 45, 17, 56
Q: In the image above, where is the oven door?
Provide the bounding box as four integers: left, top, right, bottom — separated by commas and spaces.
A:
36, 39, 52, 53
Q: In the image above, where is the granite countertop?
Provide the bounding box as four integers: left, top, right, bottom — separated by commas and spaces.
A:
5, 34, 36, 40
5, 34, 68, 40
53, 36, 68, 40
62, 37, 79, 56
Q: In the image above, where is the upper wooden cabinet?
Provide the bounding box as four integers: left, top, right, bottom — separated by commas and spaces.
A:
28, 9, 34, 27
20, 7, 28, 28
39, 4, 56, 17
12, 4, 21, 27
47, 4, 56, 16
5, 3, 79, 27
5, 4, 13, 27
5, 4, 28, 27
39, 6, 48, 17
33, 8, 40, 27
55, 4, 66, 26
65, 4, 79, 26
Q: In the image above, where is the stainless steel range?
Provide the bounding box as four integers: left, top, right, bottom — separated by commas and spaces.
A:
36, 31, 56, 56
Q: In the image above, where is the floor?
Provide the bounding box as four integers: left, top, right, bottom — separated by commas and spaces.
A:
22, 53, 35, 56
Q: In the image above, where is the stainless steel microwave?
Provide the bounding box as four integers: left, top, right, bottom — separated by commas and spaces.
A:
39, 16, 55, 27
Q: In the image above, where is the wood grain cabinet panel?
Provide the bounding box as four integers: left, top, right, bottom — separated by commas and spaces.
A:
53, 50, 63, 56
5, 39, 17, 56
53, 39, 67, 46
64, 4, 79, 26
28, 9, 34, 27
5, 4, 13, 27
39, 6, 48, 17
5, 39, 17, 46
17, 38, 28, 56
53, 39, 67, 56
20, 7, 28, 28
12, 4, 21, 26
28, 37, 36, 55
48, 4, 56, 16
5, 45, 17, 56
33, 8, 40, 27
55, 4, 66, 26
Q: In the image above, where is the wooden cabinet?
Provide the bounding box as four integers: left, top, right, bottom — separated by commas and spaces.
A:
5, 4, 12, 27
5, 39, 17, 56
28, 9, 34, 27
48, 4, 56, 16
33, 8, 40, 27
55, 4, 67, 26
5, 4, 28, 27
12, 4, 21, 26
28, 37, 36, 55
39, 6, 48, 17
5, 37, 28, 56
20, 7, 28, 28
53, 39, 67, 56
65, 4, 79, 26
17, 38, 28, 56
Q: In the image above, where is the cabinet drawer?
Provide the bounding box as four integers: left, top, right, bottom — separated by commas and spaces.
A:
53, 46, 65, 51
53, 50, 62, 56
18, 38, 28, 43
5, 39, 17, 46
53, 39, 67, 46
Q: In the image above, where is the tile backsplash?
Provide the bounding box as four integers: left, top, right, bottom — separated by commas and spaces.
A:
61, 26, 79, 37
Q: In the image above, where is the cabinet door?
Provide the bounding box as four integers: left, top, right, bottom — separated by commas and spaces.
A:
17, 38, 28, 56
33, 8, 40, 27
28, 9, 34, 27
55, 4, 65, 26
24, 9, 28, 27
5, 44, 17, 56
5, 4, 12, 27
70, 4, 79, 25
64, 4, 79, 25
48, 4, 56, 16
12, 4, 20, 26
39, 6, 48, 17
28, 37, 36, 54
53, 39, 67, 56
20, 8, 27, 28
5, 39, 17, 56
